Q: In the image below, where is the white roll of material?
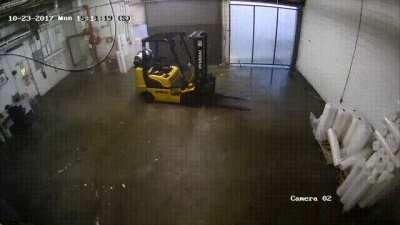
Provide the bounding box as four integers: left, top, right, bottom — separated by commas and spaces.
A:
372, 140, 381, 152
333, 108, 353, 141
342, 117, 359, 148
310, 112, 319, 131
384, 117, 400, 140
343, 122, 372, 157
386, 134, 400, 155
340, 168, 365, 203
328, 128, 342, 166
375, 131, 400, 167
358, 171, 395, 208
339, 150, 369, 171
342, 170, 372, 212
315, 103, 338, 142
365, 152, 381, 169
384, 117, 400, 153
337, 162, 363, 197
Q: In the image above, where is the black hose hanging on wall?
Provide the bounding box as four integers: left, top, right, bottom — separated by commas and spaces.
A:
340, 0, 364, 104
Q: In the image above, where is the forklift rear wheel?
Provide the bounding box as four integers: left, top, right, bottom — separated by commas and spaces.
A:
142, 92, 154, 103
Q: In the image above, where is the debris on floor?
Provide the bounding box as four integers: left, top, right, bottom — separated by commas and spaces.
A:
95, 216, 100, 225
76, 146, 88, 152
55, 146, 90, 175
57, 162, 73, 174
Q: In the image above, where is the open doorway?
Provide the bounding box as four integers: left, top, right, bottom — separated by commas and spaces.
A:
228, 1, 300, 67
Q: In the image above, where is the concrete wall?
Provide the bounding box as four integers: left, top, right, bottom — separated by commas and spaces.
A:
0, 21, 71, 111
0, 0, 215, 111
0, 0, 147, 112
297, 0, 400, 126
145, 0, 222, 65
0, 58, 19, 111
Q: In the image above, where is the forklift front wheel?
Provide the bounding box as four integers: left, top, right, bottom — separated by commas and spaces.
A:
142, 92, 154, 103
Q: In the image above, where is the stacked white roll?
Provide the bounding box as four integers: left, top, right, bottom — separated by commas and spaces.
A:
336, 112, 400, 212
311, 103, 372, 169
339, 149, 371, 171
315, 103, 338, 142
328, 128, 342, 166
333, 108, 353, 140
342, 120, 373, 157
341, 168, 373, 212
337, 162, 364, 197
342, 117, 360, 148
384, 117, 400, 153
338, 151, 396, 212
359, 171, 395, 208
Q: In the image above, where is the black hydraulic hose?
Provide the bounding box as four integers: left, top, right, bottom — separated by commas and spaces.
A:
340, 0, 364, 103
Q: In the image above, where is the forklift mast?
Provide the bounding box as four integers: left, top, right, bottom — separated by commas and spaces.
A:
189, 31, 207, 87
189, 31, 215, 95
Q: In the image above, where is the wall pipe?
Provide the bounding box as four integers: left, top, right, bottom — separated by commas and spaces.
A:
66, 4, 101, 66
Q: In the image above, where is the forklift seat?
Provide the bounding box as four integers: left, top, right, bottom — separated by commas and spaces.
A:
148, 66, 182, 88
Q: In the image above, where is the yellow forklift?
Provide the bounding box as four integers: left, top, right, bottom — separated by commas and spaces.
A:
133, 31, 215, 106
133, 30, 249, 110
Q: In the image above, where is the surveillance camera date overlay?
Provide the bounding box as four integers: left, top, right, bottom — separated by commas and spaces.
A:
8, 15, 131, 22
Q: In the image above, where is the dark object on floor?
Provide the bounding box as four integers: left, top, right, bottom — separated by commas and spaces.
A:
0, 198, 20, 224
5, 105, 33, 131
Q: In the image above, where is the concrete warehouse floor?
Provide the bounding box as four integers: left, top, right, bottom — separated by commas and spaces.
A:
0, 66, 398, 225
